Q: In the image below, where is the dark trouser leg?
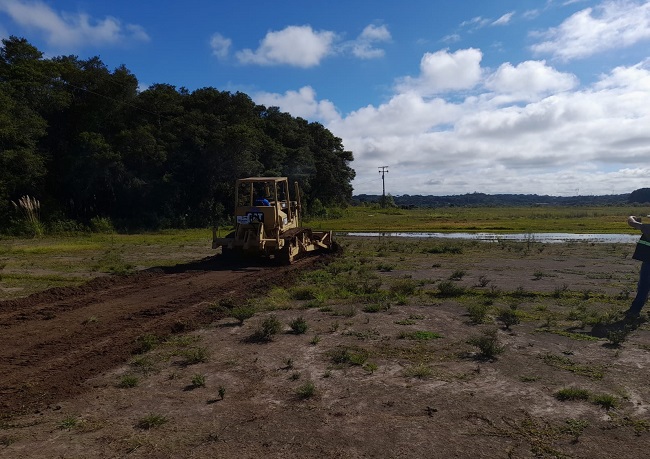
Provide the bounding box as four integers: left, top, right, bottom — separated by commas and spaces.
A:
630, 261, 650, 315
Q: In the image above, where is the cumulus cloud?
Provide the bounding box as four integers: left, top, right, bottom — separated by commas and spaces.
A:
0, 0, 150, 49
336, 53, 650, 196
484, 60, 579, 101
253, 86, 340, 123
236, 25, 335, 67
210, 33, 231, 59
396, 48, 483, 95
531, 0, 650, 61
349, 24, 391, 59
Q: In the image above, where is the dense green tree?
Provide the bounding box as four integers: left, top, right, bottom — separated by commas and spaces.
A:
0, 37, 356, 231
629, 188, 650, 204
0, 82, 48, 219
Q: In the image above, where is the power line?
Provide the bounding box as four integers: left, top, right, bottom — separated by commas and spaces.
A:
378, 166, 388, 208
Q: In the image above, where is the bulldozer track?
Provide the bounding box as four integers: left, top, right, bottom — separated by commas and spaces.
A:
0, 254, 327, 419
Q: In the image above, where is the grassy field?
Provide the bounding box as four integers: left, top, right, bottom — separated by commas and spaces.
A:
0, 205, 644, 300
306, 205, 644, 233
0, 229, 212, 299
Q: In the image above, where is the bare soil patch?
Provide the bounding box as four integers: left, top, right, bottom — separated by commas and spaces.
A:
1, 237, 650, 458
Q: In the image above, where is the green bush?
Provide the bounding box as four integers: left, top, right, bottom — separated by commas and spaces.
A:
555, 387, 591, 401
467, 329, 504, 359
289, 316, 308, 334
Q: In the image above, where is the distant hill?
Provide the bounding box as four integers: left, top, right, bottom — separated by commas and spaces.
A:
352, 192, 631, 207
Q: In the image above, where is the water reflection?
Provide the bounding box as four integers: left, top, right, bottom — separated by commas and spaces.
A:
344, 232, 639, 244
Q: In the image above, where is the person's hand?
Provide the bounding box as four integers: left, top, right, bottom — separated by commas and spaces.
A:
628, 216, 642, 229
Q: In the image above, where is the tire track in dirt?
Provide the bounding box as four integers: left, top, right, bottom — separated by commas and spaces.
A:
0, 255, 325, 418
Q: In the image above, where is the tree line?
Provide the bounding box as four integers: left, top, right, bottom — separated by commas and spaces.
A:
0, 36, 355, 233
354, 192, 638, 208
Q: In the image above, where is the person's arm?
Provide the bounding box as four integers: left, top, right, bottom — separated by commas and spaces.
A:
628, 216, 650, 237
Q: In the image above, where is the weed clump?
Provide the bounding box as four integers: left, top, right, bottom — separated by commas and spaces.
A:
328, 347, 369, 367
398, 330, 442, 340
136, 414, 168, 429
436, 280, 465, 297
467, 329, 504, 360
555, 387, 591, 401
467, 303, 490, 324
182, 347, 209, 364
249, 315, 283, 342
118, 375, 139, 388
295, 381, 316, 399
497, 308, 521, 330
289, 316, 308, 334
231, 305, 255, 324
191, 374, 206, 388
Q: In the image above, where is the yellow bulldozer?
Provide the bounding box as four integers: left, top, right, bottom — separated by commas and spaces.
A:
212, 177, 333, 263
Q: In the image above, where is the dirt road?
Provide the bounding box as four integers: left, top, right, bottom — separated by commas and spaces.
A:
0, 255, 320, 418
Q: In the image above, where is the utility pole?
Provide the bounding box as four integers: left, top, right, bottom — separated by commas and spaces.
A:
378, 166, 389, 208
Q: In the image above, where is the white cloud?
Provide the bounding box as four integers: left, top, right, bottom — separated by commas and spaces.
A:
484, 60, 579, 101
251, 49, 650, 195
0, 0, 150, 49
461, 16, 490, 29
210, 33, 231, 59
531, 0, 650, 61
253, 86, 340, 123
236, 25, 335, 67
492, 12, 515, 26
327, 52, 650, 196
396, 48, 483, 95
441, 33, 461, 44
350, 24, 391, 59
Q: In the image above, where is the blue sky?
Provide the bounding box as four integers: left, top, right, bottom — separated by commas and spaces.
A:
2, 0, 650, 196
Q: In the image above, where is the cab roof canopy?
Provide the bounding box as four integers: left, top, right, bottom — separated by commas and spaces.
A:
237, 177, 288, 183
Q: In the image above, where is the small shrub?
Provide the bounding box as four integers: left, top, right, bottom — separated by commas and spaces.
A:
231, 306, 255, 324
437, 280, 465, 297
249, 315, 283, 342
289, 316, 308, 334
497, 308, 521, 330
58, 416, 80, 430
449, 269, 465, 281
137, 414, 168, 429
328, 347, 368, 366
485, 285, 502, 298
390, 279, 418, 296
218, 385, 226, 400
476, 275, 490, 287
467, 303, 489, 324
398, 330, 442, 340
90, 216, 115, 234
134, 334, 159, 354
403, 364, 432, 379
363, 362, 378, 374
191, 374, 206, 388
118, 375, 139, 388
376, 262, 395, 272
183, 347, 209, 364
296, 381, 316, 399
291, 286, 319, 301
563, 419, 589, 442
592, 393, 619, 410
467, 329, 504, 359
555, 387, 591, 401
